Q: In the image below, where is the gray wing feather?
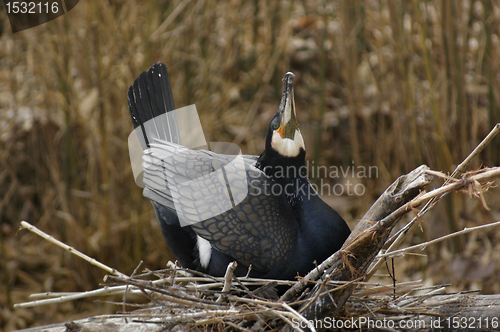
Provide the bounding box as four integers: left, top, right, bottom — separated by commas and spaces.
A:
142, 140, 298, 272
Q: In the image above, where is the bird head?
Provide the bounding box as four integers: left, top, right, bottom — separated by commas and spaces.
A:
268, 72, 305, 158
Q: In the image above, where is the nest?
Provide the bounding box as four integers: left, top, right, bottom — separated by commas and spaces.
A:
56, 262, 469, 332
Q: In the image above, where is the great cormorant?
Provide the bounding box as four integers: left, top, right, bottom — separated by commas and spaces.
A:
128, 63, 350, 280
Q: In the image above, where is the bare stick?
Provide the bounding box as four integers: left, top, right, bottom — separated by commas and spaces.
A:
124, 261, 143, 313
453, 123, 500, 177
15, 285, 135, 308
19, 221, 128, 279
281, 302, 317, 332
380, 220, 500, 258
217, 261, 237, 303
28, 292, 76, 299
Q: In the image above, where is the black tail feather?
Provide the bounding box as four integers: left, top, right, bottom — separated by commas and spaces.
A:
128, 63, 199, 269
127, 62, 178, 148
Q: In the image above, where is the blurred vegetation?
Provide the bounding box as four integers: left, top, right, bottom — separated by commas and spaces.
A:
1, 0, 500, 330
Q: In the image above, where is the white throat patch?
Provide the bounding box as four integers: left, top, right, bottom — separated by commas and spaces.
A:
271, 129, 305, 157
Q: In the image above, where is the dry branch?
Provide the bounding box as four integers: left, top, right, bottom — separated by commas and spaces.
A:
216, 261, 237, 303
367, 123, 500, 279
380, 219, 500, 259
18, 221, 128, 279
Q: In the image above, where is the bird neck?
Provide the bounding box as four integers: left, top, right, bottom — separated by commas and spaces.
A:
257, 148, 307, 182
256, 148, 310, 206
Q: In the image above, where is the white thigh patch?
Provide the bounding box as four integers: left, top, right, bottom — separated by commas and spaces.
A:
197, 235, 212, 269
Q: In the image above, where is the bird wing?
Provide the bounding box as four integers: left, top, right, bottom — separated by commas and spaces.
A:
142, 140, 298, 273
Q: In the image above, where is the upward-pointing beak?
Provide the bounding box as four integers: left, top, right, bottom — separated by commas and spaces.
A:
277, 72, 299, 139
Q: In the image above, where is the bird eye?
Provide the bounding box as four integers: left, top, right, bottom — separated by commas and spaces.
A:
272, 123, 280, 130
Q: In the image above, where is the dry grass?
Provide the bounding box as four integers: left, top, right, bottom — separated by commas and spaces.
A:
1, 0, 500, 330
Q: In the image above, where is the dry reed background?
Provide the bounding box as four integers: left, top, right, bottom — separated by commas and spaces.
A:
1, 0, 500, 330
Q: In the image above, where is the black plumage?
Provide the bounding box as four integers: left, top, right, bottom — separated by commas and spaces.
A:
127, 63, 350, 280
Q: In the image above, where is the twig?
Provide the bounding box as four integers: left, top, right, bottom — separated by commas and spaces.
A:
15, 286, 132, 308
217, 261, 237, 303
28, 292, 76, 299
424, 169, 459, 181
124, 261, 143, 313
282, 302, 316, 332
133, 309, 240, 324
245, 264, 253, 278
255, 304, 305, 332
166, 260, 192, 277
19, 221, 128, 279
380, 220, 500, 259
453, 123, 500, 177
